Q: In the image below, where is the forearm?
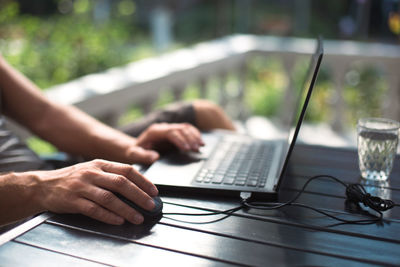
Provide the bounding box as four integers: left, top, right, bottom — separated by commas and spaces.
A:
0, 54, 50, 129
0, 172, 44, 226
0, 54, 138, 163
36, 103, 138, 163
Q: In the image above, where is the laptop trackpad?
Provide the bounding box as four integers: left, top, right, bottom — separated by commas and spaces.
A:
144, 133, 219, 187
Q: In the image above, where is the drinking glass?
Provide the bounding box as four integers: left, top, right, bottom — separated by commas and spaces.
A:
357, 117, 400, 181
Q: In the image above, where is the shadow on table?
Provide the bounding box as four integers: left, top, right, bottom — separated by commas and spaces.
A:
49, 213, 162, 240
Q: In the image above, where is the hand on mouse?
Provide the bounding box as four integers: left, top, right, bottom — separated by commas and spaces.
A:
27, 159, 159, 225
136, 123, 205, 152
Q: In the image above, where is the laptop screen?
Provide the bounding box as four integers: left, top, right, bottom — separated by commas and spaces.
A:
274, 37, 324, 189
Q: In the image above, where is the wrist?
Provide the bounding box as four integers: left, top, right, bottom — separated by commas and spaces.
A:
91, 129, 138, 163
14, 171, 47, 214
0, 171, 46, 225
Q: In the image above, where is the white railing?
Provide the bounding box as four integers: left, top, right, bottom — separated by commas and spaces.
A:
10, 35, 400, 144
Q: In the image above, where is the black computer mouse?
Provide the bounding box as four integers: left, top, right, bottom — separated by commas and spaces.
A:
116, 194, 163, 221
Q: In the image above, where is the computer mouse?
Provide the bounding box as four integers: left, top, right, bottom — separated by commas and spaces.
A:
116, 194, 163, 221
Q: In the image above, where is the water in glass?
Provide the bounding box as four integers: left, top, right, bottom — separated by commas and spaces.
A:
358, 129, 398, 181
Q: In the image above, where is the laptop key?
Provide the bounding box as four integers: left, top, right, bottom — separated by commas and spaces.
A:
225, 172, 237, 178
249, 174, 260, 180
223, 178, 235, 185
216, 169, 228, 175
247, 180, 258, 187
195, 175, 204, 182
237, 172, 249, 177
212, 174, 224, 184
203, 174, 213, 183
235, 180, 246, 186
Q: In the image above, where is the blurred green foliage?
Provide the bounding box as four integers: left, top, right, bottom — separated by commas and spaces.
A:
0, 1, 388, 154
245, 57, 287, 117
0, 0, 153, 89
245, 56, 386, 128
0, 0, 153, 154
344, 65, 387, 124
244, 55, 334, 124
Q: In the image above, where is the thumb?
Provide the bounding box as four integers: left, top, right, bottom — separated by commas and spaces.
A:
128, 146, 159, 165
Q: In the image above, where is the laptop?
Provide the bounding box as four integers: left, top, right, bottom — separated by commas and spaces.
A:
144, 37, 324, 200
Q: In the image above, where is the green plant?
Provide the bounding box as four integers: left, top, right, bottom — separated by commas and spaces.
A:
0, 0, 153, 89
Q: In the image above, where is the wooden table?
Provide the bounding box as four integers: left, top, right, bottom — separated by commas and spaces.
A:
1, 144, 399, 266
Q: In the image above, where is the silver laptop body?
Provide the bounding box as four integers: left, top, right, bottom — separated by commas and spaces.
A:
144, 38, 324, 200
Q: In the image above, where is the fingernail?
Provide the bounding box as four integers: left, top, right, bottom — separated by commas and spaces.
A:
133, 214, 144, 224
184, 144, 190, 150
150, 186, 159, 196
150, 152, 159, 161
146, 199, 155, 209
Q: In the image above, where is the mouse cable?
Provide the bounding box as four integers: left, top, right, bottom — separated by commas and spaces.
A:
162, 203, 243, 224
162, 175, 398, 225
242, 175, 397, 225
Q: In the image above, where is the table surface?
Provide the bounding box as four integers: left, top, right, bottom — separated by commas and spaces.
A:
1, 144, 399, 266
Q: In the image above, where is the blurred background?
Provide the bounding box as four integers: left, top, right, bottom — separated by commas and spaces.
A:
0, 0, 399, 153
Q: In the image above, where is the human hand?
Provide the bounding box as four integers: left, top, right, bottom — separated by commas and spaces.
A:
136, 123, 205, 152
123, 145, 160, 165
34, 159, 159, 225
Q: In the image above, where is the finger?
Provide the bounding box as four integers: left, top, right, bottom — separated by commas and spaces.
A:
127, 146, 159, 165
168, 131, 192, 151
81, 186, 145, 224
136, 123, 165, 147
74, 197, 125, 225
91, 170, 157, 215
182, 124, 205, 149
96, 160, 159, 197
186, 125, 205, 146
181, 128, 200, 151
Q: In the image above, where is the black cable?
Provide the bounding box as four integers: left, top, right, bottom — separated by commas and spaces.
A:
162, 201, 243, 224
243, 175, 395, 224
163, 204, 242, 217
162, 175, 397, 225
345, 183, 395, 212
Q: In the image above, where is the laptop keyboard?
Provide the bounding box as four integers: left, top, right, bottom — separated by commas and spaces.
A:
194, 139, 276, 188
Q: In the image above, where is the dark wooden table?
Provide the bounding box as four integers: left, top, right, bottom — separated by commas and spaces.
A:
1, 144, 399, 266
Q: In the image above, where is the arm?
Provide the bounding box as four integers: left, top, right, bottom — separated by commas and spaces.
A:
0, 56, 204, 227
0, 56, 162, 226
0, 56, 204, 164
0, 55, 159, 164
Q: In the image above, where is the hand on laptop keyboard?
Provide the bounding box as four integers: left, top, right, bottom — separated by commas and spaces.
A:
136, 123, 205, 152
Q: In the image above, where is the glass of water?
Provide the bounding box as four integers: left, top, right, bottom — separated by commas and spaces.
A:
357, 118, 400, 181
